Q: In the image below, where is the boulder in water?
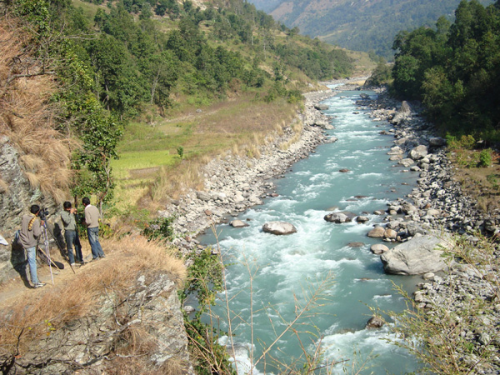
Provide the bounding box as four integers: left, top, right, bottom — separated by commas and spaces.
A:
371, 244, 389, 254
384, 229, 397, 240
367, 226, 385, 238
262, 222, 297, 235
230, 220, 249, 228
347, 242, 364, 248
399, 158, 415, 167
324, 211, 357, 223
366, 316, 385, 329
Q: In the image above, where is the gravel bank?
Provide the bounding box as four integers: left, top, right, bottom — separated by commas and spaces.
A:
161, 88, 341, 250
359, 87, 500, 374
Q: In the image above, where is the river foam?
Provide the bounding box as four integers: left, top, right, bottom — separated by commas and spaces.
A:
201, 88, 422, 374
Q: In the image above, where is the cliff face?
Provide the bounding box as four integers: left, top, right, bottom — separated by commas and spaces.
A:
1, 270, 193, 374
0, 19, 73, 283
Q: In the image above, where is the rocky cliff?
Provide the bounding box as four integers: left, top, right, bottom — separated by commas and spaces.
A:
0, 239, 192, 375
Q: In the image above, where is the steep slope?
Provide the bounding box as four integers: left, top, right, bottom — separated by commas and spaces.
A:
248, 0, 494, 58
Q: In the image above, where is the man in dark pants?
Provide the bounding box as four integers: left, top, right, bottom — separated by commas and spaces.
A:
82, 197, 105, 260
61, 201, 83, 266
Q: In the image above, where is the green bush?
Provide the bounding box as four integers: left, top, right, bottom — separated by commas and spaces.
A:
479, 148, 493, 167
142, 216, 175, 241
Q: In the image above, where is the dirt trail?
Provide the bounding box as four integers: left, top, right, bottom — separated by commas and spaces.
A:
0, 242, 99, 308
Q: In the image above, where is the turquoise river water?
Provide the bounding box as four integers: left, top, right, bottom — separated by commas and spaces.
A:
199, 87, 422, 374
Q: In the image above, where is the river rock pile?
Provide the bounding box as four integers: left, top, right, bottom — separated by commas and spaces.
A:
363, 89, 500, 373
161, 90, 337, 253
355, 93, 500, 242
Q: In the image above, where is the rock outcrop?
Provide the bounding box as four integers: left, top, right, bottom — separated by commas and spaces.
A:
1, 271, 193, 375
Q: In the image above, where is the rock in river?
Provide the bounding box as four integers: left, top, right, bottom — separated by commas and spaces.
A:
231, 220, 249, 228
324, 211, 357, 223
367, 226, 385, 238
262, 221, 297, 235
370, 244, 389, 254
366, 316, 385, 329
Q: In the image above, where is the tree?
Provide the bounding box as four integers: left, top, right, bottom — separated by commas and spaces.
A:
142, 51, 179, 108
72, 94, 123, 213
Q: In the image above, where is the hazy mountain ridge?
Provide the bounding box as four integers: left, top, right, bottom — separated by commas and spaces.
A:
249, 0, 493, 58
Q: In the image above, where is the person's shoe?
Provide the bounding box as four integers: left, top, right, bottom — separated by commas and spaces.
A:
70, 263, 75, 267
33, 282, 46, 288
100, 255, 106, 259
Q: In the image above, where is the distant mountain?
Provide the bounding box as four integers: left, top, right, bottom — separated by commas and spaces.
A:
247, 0, 494, 58
248, 0, 282, 12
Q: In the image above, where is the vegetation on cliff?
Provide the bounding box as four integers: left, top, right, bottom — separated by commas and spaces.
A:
391, 0, 500, 142
2, 0, 355, 216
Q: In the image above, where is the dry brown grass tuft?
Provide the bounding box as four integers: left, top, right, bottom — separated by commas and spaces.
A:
24, 172, 40, 189
280, 120, 303, 151
0, 236, 186, 357
0, 18, 75, 203
151, 159, 205, 201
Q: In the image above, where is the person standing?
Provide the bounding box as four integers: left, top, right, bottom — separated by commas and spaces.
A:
19, 205, 45, 288
82, 197, 105, 260
61, 201, 84, 266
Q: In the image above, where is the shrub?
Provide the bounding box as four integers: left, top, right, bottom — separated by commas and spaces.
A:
479, 148, 492, 167
142, 217, 175, 241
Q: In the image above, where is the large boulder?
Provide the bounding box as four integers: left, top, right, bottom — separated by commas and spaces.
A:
399, 158, 415, 167
391, 101, 411, 125
324, 211, 357, 223
371, 244, 389, 254
409, 145, 428, 160
429, 137, 446, 147
366, 316, 385, 329
380, 234, 454, 275
262, 222, 297, 235
230, 220, 249, 228
367, 226, 385, 238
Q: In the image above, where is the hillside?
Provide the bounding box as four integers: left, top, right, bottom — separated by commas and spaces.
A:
248, 0, 494, 59
0, 0, 359, 233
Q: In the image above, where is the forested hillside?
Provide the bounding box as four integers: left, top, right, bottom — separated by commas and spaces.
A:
1, 0, 354, 216
248, 0, 493, 59
392, 0, 500, 141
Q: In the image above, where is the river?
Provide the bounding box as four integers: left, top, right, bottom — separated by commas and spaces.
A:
199, 87, 422, 374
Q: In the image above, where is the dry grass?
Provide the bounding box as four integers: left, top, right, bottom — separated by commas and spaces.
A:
119, 96, 298, 206
0, 17, 75, 203
280, 120, 304, 150
451, 153, 500, 213
0, 236, 186, 357
151, 158, 205, 201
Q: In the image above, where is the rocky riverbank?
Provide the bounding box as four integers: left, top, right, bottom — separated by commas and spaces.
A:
161, 88, 340, 252
358, 88, 500, 374
165, 80, 500, 373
